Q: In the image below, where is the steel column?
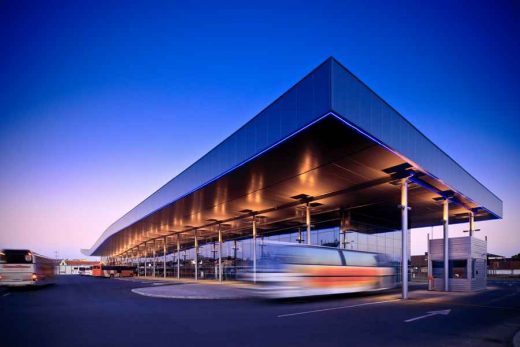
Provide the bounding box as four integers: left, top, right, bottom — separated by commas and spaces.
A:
306, 203, 311, 245
401, 178, 409, 300
340, 210, 351, 249
443, 199, 449, 291
469, 211, 475, 237
252, 216, 257, 283
427, 233, 432, 290
163, 237, 167, 278
218, 225, 223, 282
152, 246, 156, 278
194, 230, 198, 281
144, 246, 147, 277
137, 250, 140, 277
176, 235, 180, 279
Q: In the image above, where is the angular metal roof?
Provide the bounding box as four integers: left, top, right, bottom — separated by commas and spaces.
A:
82, 57, 501, 257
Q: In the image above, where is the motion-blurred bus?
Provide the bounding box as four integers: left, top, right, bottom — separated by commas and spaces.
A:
0, 249, 56, 287
245, 241, 396, 298
91, 265, 135, 278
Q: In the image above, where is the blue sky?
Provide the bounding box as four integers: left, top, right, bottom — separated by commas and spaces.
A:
0, 1, 519, 259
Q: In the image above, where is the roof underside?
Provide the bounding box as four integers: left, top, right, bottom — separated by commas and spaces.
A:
83, 58, 502, 257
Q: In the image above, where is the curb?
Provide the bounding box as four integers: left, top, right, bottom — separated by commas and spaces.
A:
130, 287, 251, 300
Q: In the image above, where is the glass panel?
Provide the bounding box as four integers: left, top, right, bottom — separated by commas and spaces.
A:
260, 244, 342, 266
342, 250, 378, 267
449, 259, 467, 279
432, 261, 444, 278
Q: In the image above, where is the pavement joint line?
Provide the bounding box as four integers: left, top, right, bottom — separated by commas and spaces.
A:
487, 291, 519, 303
408, 299, 520, 311
277, 299, 401, 318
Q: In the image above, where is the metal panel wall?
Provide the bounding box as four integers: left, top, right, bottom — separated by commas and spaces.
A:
86, 60, 332, 255
84, 57, 502, 256
330, 59, 502, 218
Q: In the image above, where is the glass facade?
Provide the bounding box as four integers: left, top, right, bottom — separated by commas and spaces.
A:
136, 226, 407, 281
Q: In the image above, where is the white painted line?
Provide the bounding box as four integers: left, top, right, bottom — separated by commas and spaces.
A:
487, 291, 519, 304
3, 293, 10, 297
277, 299, 401, 318
405, 309, 451, 323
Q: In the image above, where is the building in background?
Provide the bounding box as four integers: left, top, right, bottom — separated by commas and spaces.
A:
58, 260, 100, 275
411, 253, 428, 281
488, 254, 520, 277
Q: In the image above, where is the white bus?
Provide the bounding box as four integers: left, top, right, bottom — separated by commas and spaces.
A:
0, 249, 56, 287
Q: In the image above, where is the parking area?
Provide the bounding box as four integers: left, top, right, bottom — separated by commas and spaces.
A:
1, 276, 520, 347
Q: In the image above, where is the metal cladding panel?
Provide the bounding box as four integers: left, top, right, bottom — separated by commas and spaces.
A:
330, 59, 502, 218
86, 60, 332, 255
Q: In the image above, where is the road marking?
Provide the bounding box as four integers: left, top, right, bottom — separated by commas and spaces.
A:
405, 309, 451, 323
2, 293, 10, 297
277, 299, 400, 318
487, 290, 519, 304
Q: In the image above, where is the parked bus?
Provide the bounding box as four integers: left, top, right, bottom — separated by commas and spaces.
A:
0, 249, 56, 287
91, 265, 135, 278
243, 241, 396, 298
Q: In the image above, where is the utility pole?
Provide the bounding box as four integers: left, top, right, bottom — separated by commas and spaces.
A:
54, 250, 59, 275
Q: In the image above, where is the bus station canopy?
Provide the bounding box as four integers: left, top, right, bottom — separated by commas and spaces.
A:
82, 58, 502, 257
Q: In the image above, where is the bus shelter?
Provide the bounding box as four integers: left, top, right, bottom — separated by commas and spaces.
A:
82, 58, 502, 299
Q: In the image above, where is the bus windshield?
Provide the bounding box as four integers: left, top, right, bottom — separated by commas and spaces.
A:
0, 250, 33, 264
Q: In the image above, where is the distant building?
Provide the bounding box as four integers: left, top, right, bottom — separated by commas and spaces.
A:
411, 253, 428, 280
488, 255, 520, 276
58, 260, 99, 275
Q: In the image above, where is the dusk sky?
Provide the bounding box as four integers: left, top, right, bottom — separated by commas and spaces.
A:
1, 1, 519, 260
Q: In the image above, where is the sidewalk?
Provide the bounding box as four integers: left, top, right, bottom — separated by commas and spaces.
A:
131, 282, 253, 299
127, 276, 502, 301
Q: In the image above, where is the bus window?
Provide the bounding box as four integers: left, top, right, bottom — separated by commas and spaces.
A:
342, 251, 378, 267
262, 245, 342, 266
0, 250, 33, 264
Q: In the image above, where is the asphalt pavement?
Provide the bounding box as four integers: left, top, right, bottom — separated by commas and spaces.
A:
1, 276, 520, 347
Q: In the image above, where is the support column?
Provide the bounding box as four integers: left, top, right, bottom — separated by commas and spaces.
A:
152, 244, 156, 278
469, 211, 475, 237
340, 210, 351, 249
443, 199, 449, 292
427, 233, 432, 290
218, 225, 223, 282
252, 216, 257, 283
194, 230, 198, 281
137, 249, 140, 277
163, 237, 167, 278
401, 178, 409, 300
176, 235, 180, 279
144, 247, 147, 277
306, 203, 311, 245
